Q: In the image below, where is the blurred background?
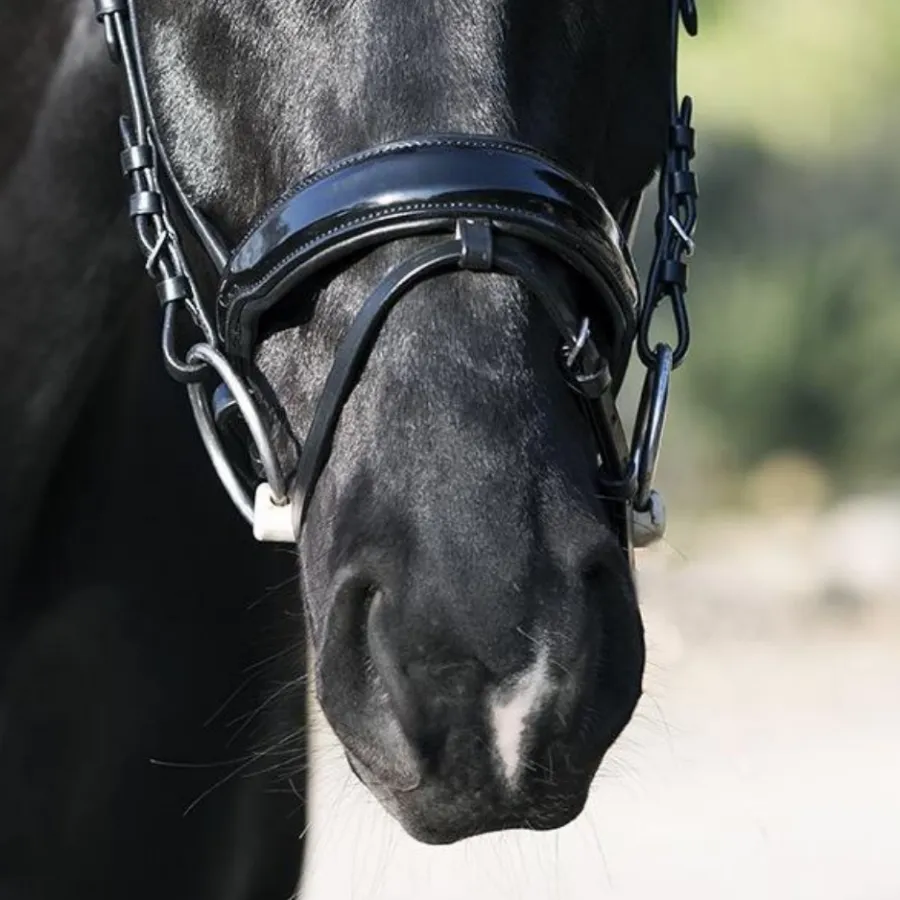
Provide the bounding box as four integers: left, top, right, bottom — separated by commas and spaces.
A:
301, 1, 900, 896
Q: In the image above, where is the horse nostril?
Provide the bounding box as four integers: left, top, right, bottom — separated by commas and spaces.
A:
366, 591, 432, 757
365, 593, 490, 769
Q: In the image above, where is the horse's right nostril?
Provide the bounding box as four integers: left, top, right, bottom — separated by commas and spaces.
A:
365, 592, 489, 769
365, 591, 433, 757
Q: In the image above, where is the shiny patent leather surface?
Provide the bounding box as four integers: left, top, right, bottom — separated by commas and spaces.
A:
217, 137, 639, 362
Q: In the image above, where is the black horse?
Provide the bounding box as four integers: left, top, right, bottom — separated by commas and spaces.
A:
0, 0, 696, 897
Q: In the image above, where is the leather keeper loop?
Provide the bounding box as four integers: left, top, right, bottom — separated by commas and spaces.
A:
670, 123, 695, 156
129, 191, 163, 218
456, 218, 494, 271
121, 144, 153, 174
156, 275, 191, 307
668, 171, 697, 198
660, 260, 687, 289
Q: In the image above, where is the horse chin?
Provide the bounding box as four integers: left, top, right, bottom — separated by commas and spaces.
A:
344, 743, 594, 845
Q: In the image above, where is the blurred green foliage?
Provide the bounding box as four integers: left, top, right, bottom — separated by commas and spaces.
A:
635, 0, 900, 505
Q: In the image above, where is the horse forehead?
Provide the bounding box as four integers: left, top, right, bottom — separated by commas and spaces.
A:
143, 0, 520, 236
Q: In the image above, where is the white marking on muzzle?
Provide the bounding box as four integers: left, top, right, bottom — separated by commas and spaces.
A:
488, 642, 553, 789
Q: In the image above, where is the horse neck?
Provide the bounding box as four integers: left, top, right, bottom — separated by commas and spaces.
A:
0, 2, 143, 597
0, 0, 82, 178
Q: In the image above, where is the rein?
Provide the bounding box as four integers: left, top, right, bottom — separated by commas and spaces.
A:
92, 0, 698, 562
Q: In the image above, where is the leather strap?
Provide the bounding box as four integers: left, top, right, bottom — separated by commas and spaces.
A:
292, 227, 630, 532
292, 239, 464, 529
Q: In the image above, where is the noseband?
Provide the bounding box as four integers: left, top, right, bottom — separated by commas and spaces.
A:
93, 0, 699, 562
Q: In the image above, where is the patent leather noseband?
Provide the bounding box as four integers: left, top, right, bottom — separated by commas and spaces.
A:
219, 137, 638, 374
213, 136, 642, 537
93, 0, 699, 558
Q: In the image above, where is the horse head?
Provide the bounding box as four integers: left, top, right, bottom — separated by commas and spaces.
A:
109, 0, 688, 845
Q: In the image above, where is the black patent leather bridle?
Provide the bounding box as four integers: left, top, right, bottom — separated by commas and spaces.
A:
93, 0, 699, 563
